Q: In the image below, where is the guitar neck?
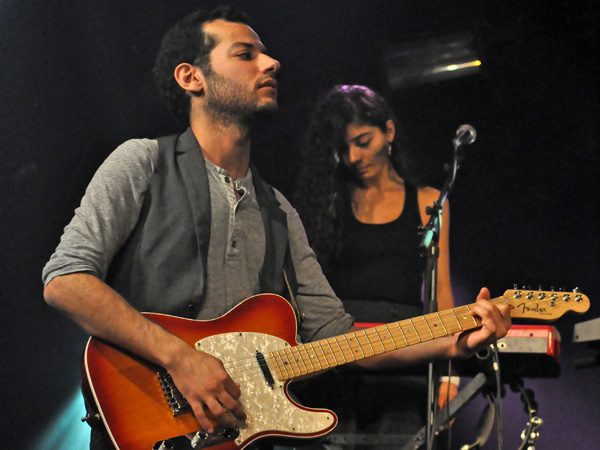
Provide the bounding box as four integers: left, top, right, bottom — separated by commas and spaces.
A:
267, 299, 494, 381
266, 286, 590, 381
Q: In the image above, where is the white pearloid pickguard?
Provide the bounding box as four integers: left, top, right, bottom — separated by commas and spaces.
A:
195, 332, 335, 447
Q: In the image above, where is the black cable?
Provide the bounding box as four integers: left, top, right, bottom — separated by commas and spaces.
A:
491, 344, 503, 450
445, 360, 452, 450
427, 364, 436, 450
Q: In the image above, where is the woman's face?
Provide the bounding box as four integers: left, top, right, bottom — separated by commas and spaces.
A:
342, 119, 395, 182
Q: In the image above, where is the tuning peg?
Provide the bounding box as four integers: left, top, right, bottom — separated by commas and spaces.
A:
538, 284, 543, 291
514, 283, 519, 290
573, 287, 581, 293
550, 285, 555, 291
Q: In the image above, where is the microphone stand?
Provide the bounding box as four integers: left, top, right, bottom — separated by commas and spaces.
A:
419, 136, 467, 450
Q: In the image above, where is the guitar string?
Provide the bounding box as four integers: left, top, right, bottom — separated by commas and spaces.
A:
220, 305, 480, 373
219, 307, 480, 381
187, 293, 531, 380
221, 294, 567, 383
168, 301, 509, 398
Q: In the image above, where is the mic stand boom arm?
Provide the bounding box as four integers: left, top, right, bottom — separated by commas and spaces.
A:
419, 140, 462, 257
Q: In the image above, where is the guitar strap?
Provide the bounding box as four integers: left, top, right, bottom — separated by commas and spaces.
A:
250, 163, 303, 330
283, 268, 304, 329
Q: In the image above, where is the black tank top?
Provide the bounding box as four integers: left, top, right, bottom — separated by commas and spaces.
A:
329, 183, 426, 322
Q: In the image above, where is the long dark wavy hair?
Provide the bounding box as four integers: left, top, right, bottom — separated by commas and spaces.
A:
294, 85, 418, 274
153, 6, 252, 123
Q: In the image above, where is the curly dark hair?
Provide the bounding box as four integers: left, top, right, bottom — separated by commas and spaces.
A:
153, 5, 252, 123
294, 85, 417, 274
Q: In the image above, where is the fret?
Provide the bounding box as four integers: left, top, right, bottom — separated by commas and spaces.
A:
326, 337, 345, 366
304, 342, 323, 372
290, 346, 307, 375
439, 310, 461, 335
424, 313, 446, 339
371, 327, 385, 352
341, 334, 359, 361
334, 335, 353, 363
347, 332, 366, 360
435, 312, 448, 335
361, 330, 377, 356
273, 350, 292, 379
293, 346, 309, 375
383, 324, 398, 350
399, 321, 420, 346
363, 328, 384, 354
452, 305, 477, 331
282, 347, 304, 377
394, 322, 409, 347
380, 327, 396, 352
323, 339, 339, 367
377, 325, 398, 352
450, 308, 463, 331
465, 305, 479, 327
267, 353, 284, 380
356, 329, 376, 358
298, 345, 316, 373
293, 347, 310, 375
420, 316, 435, 339
408, 319, 421, 343
315, 340, 334, 368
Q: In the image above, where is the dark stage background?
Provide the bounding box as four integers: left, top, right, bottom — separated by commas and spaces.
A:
1, 1, 598, 449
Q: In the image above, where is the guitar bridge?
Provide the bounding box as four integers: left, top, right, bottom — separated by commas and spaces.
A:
158, 371, 192, 416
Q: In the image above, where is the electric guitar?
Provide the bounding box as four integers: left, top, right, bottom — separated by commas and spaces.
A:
82, 289, 589, 450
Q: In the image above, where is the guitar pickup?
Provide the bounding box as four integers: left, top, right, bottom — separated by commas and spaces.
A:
157, 371, 192, 416
255, 350, 275, 388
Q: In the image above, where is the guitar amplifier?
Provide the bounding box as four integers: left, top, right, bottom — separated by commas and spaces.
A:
458, 325, 561, 378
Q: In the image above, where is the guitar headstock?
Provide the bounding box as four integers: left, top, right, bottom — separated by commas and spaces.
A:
501, 288, 590, 320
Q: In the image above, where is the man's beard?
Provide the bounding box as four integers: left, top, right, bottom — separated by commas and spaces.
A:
203, 71, 278, 126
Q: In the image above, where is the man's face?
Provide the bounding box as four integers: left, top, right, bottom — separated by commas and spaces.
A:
201, 20, 280, 122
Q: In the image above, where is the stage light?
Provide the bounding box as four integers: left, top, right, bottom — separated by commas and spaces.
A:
31, 388, 89, 450
385, 33, 482, 89
437, 60, 482, 73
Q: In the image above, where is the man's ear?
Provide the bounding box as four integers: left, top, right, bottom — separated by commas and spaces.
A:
174, 63, 204, 96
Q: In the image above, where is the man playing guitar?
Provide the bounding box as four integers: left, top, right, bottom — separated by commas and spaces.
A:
42, 6, 511, 449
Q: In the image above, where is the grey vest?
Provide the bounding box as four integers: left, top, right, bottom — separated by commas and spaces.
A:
105, 128, 299, 321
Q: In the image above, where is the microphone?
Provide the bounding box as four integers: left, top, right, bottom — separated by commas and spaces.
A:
453, 124, 477, 147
